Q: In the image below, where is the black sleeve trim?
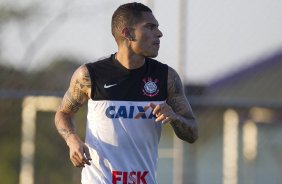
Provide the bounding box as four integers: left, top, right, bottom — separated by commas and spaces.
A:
164, 64, 168, 100
85, 63, 96, 100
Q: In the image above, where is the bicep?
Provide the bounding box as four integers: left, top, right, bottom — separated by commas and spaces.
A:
59, 90, 85, 114
58, 66, 90, 114
166, 67, 195, 119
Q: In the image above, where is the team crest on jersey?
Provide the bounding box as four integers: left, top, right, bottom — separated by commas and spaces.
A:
142, 77, 159, 97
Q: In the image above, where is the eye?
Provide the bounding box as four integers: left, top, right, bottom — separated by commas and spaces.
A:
146, 23, 157, 30
149, 25, 155, 30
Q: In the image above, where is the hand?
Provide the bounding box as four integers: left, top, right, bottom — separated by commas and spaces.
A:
149, 102, 177, 124
66, 134, 92, 168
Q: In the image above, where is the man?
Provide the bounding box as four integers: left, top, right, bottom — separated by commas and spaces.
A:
55, 2, 198, 184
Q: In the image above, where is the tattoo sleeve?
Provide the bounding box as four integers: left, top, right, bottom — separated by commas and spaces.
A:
166, 67, 198, 143
55, 113, 76, 140
54, 65, 91, 142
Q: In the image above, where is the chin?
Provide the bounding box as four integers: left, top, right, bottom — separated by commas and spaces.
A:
145, 52, 158, 58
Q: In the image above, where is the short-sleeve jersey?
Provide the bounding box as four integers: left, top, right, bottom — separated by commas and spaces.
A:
82, 54, 168, 184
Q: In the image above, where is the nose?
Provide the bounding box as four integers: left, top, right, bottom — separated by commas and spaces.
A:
156, 28, 163, 38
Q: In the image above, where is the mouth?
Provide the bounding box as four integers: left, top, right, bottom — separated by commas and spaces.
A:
153, 40, 160, 45
152, 41, 160, 47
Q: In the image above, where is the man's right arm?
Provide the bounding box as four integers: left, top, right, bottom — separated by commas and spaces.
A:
54, 65, 92, 167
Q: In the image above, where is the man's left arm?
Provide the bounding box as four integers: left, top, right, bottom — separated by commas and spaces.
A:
151, 66, 198, 143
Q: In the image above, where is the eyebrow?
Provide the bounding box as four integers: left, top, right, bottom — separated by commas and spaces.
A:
145, 22, 159, 27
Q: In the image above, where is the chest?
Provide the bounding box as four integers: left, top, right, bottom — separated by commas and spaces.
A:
93, 69, 167, 101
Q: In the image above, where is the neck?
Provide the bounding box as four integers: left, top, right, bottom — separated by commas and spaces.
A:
115, 52, 145, 70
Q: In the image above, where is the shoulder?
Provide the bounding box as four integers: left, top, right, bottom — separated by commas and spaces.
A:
167, 66, 178, 78
167, 66, 183, 97
69, 64, 91, 98
84, 55, 116, 78
85, 55, 114, 68
72, 65, 90, 81
167, 66, 181, 86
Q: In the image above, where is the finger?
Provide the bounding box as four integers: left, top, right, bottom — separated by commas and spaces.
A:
74, 161, 85, 168
76, 149, 89, 166
156, 114, 167, 122
73, 161, 85, 168
84, 146, 92, 160
72, 150, 88, 166
70, 155, 84, 167
70, 151, 80, 163
83, 146, 92, 165
149, 102, 156, 109
152, 105, 161, 115
80, 153, 91, 166
149, 103, 158, 115
81, 157, 90, 166
161, 117, 171, 124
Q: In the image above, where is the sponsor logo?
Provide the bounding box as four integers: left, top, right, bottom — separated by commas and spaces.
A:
105, 105, 155, 119
104, 83, 117, 88
112, 170, 148, 184
142, 77, 159, 97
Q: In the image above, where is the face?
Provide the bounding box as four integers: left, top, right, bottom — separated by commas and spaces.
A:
129, 12, 163, 58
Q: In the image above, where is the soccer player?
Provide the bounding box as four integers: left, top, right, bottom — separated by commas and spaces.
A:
55, 2, 198, 184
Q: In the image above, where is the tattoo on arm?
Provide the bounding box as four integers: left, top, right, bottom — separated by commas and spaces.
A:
60, 66, 90, 113
167, 67, 182, 96
60, 91, 83, 113
55, 65, 91, 141
58, 128, 75, 140
167, 67, 198, 143
55, 112, 76, 141
170, 118, 198, 143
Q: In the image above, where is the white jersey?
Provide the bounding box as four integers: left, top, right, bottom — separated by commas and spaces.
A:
82, 54, 168, 184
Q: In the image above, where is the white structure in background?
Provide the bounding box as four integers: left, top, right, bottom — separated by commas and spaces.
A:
20, 96, 62, 184
243, 120, 258, 161
223, 109, 239, 184
223, 108, 261, 184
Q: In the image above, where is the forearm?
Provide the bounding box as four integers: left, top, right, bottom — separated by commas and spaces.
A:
170, 114, 198, 143
54, 65, 92, 168
54, 111, 77, 142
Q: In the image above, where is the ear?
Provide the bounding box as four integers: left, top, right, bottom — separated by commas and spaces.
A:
122, 27, 134, 41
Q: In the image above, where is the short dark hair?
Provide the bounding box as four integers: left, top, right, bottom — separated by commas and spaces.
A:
111, 2, 152, 42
